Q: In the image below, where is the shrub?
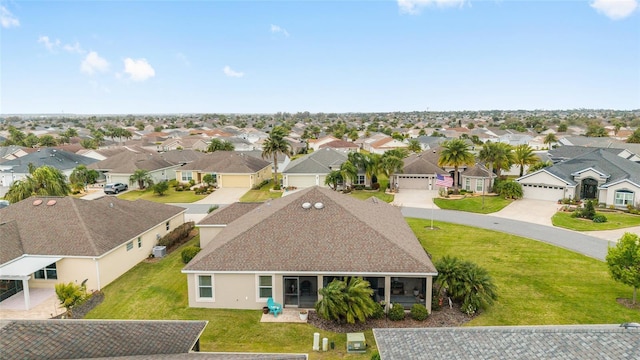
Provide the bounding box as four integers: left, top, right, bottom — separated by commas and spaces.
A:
371, 182, 380, 190
315, 277, 377, 324
387, 303, 405, 321
369, 302, 386, 319
371, 352, 381, 360
496, 180, 523, 199
181, 246, 201, 264
581, 200, 597, 220
592, 214, 608, 223
353, 185, 365, 190
168, 179, 179, 188
157, 221, 195, 248
188, 179, 196, 187
252, 179, 270, 190
153, 181, 169, 196
55, 282, 87, 316
208, 205, 219, 213
410, 303, 429, 321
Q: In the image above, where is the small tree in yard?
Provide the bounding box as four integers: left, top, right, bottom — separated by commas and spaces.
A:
55, 282, 87, 317
315, 277, 377, 324
153, 181, 169, 196
496, 180, 523, 199
606, 232, 640, 304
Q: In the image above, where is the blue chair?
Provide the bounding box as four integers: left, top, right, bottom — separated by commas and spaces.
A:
267, 297, 282, 317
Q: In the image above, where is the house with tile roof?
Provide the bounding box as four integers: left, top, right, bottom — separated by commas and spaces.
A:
183, 186, 437, 312
516, 148, 640, 206
0, 196, 185, 309
176, 151, 271, 188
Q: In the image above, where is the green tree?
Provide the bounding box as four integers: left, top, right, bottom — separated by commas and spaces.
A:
324, 170, 343, 190
513, 144, 538, 177
4, 166, 70, 203
435, 256, 497, 315
153, 181, 169, 195
527, 160, 553, 173
202, 174, 216, 186
543, 133, 558, 149
438, 139, 475, 193
496, 180, 523, 199
380, 150, 406, 190
69, 165, 99, 191
80, 139, 98, 149
55, 281, 87, 317
407, 139, 422, 153
207, 138, 235, 152
585, 124, 608, 137
261, 126, 293, 190
339, 160, 358, 188
39, 134, 58, 146
478, 142, 499, 188
23, 133, 40, 147
129, 169, 153, 189
557, 123, 568, 132
7, 126, 26, 146
315, 277, 377, 324
606, 232, 640, 304
627, 128, 640, 143
492, 142, 514, 180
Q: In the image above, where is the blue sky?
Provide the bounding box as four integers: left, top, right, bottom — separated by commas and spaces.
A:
1, 0, 639, 114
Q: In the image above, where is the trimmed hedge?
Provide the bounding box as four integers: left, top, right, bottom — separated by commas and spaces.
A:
157, 221, 195, 248
388, 303, 405, 321
410, 303, 429, 321
181, 246, 201, 264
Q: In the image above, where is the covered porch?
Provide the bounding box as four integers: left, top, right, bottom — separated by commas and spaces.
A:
0, 256, 61, 310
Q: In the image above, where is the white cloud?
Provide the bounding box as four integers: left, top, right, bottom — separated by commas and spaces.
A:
38, 36, 60, 51
270, 24, 290, 37
397, 0, 467, 15
223, 65, 244, 78
591, 0, 638, 20
81, 51, 110, 75
123, 58, 155, 81
63, 42, 84, 54
1, 6, 20, 28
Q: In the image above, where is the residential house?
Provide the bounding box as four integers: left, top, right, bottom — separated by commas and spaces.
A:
318, 139, 359, 153
460, 163, 495, 194
76, 145, 149, 162
393, 151, 448, 190
183, 186, 437, 311
0, 146, 31, 162
366, 136, 409, 155
282, 148, 356, 188
241, 150, 291, 174
88, 150, 179, 188
516, 148, 640, 206
176, 151, 271, 188
159, 136, 209, 152
0, 196, 185, 309
307, 135, 340, 151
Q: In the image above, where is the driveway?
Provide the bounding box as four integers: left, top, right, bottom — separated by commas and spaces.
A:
194, 187, 249, 205
392, 189, 439, 209
492, 199, 559, 227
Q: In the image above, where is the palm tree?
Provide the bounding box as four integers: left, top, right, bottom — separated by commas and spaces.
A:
627, 128, 640, 144
492, 142, 514, 180
315, 277, 376, 324
459, 262, 498, 314
261, 126, 293, 190
478, 142, 498, 187
207, 138, 235, 152
380, 150, 406, 191
129, 169, 153, 189
434, 256, 464, 298
324, 170, 343, 191
513, 144, 538, 177
69, 165, 100, 191
527, 160, 553, 173
438, 139, 475, 193
407, 139, 422, 153
339, 160, 358, 188
4, 165, 70, 203
543, 133, 558, 149
315, 279, 347, 322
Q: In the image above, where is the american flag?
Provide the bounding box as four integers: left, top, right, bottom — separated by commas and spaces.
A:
436, 174, 454, 187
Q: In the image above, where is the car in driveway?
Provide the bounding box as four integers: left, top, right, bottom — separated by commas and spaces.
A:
104, 183, 128, 194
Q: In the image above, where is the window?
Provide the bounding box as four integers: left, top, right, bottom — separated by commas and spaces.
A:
210, 173, 217, 183
354, 175, 365, 185
181, 172, 192, 181
257, 275, 273, 299
476, 179, 484, 192
464, 178, 470, 191
198, 275, 213, 300
615, 190, 634, 206
137, 237, 142, 248
126, 241, 133, 251
34, 262, 57, 280
166, 221, 170, 231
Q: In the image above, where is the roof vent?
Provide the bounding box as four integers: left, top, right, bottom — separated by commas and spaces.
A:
46, 200, 56, 206
314, 202, 324, 210
109, 202, 114, 208
33, 199, 43, 206
302, 202, 312, 209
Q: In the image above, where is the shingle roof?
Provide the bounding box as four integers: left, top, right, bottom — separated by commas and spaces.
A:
319, 139, 358, 149
185, 186, 436, 274
0, 148, 98, 173
462, 163, 495, 178
374, 326, 640, 360
402, 153, 447, 175
104, 353, 308, 359
0, 320, 207, 360
0, 196, 185, 261
88, 151, 177, 173
180, 151, 270, 173
545, 148, 640, 187
0, 221, 23, 264
283, 148, 347, 174
198, 202, 262, 225
157, 149, 207, 164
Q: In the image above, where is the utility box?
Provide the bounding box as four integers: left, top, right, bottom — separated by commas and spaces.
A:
153, 246, 167, 258
346, 332, 366, 353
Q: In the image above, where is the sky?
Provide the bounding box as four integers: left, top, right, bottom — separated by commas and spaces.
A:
1, 0, 639, 115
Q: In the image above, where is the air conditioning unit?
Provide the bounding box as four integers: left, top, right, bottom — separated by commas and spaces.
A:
153, 246, 166, 258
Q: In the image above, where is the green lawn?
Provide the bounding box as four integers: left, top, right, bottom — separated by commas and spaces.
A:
552, 211, 640, 231
349, 190, 394, 203
117, 188, 206, 203
433, 195, 513, 214
239, 181, 283, 202
408, 219, 639, 325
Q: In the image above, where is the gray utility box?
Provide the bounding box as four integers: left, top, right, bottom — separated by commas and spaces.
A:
346, 332, 366, 353
153, 246, 167, 258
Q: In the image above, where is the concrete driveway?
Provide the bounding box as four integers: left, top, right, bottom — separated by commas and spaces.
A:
194, 187, 249, 205
492, 199, 560, 227
392, 189, 439, 209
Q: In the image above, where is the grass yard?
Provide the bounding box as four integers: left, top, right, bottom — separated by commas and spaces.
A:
349, 190, 394, 203
433, 195, 513, 214
239, 181, 283, 202
551, 211, 640, 231
117, 188, 205, 203
408, 219, 639, 325
85, 236, 373, 359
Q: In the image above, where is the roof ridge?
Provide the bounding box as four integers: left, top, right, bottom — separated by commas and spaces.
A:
70, 198, 101, 256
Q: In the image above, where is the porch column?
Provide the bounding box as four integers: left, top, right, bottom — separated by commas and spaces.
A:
22, 277, 30, 310
384, 277, 391, 312
317, 275, 323, 301
426, 277, 433, 313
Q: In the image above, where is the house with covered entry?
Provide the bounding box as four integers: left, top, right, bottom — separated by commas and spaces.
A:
282, 148, 368, 188
0, 196, 185, 309
182, 186, 437, 312
175, 151, 271, 188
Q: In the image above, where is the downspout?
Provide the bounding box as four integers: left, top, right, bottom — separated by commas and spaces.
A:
94, 258, 101, 291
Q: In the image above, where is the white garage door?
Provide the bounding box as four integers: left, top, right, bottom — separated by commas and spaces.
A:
397, 176, 429, 189
521, 184, 565, 201
287, 175, 317, 188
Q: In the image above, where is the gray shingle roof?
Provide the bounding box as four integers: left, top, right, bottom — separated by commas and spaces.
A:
88, 151, 177, 173
106, 353, 307, 359
185, 186, 436, 274
0, 148, 97, 173
283, 148, 347, 174
198, 202, 262, 225
0, 196, 185, 261
544, 148, 640, 187
180, 151, 270, 173
374, 326, 640, 360
0, 319, 207, 360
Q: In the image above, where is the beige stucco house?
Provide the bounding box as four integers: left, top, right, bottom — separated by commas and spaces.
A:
183, 186, 437, 312
0, 196, 185, 309
175, 151, 271, 188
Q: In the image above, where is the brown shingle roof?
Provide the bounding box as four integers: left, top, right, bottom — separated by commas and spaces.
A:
198, 202, 262, 226
0, 197, 185, 258
0, 320, 206, 359
0, 221, 23, 265
319, 139, 359, 149
181, 151, 270, 173
185, 187, 436, 274
403, 154, 447, 175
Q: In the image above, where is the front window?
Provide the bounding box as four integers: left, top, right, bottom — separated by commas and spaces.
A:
465, 178, 470, 191
615, 190, 634, 206
34, 262, 57, 280
137, 237, 142, 248
476, 179, 484, 192
354, 175, 365, 185
126, 241, 133, 251
257, 275, 273, 299
198, 275, 214, 300
181, 172, 193, 181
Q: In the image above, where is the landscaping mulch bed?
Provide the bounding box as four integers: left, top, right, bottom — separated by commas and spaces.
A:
308, 303, 474, 333
617, 298, 640, 311
52, 291, 104, 319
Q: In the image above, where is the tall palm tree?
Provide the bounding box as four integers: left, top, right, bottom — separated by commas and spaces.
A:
513, 144, 538, 177
324, 170, 343, 191
315, 277, 376, 324
627, 128, 640, 144
380, 150, 406, 191
207, 138, 234, 152
407, 139, 422, 153
492, 142, 514, 179
543, 133, 558, 149
261, 126, 292, 190
478, 142, 499, 188
4, 165, 70, 203
339, 160, 358, 188
129, 169, 153, 189
438, 139, 475, 193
